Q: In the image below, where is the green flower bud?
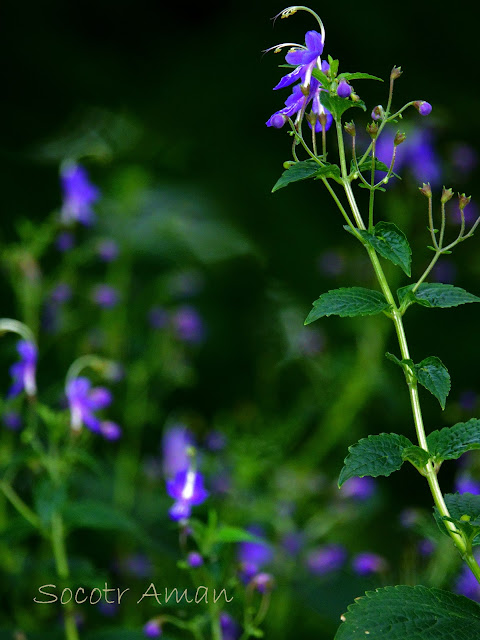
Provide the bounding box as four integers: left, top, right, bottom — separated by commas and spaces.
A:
366, 122, 378, 139
419, 183, 432, 198
458, 193, 472, 211
394, 132, 406, 146
344, 121, 356, 136
441, 187, 454, 204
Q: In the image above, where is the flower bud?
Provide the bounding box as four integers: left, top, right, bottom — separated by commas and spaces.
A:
371, 105, 384, 121
143, 620, 162, 637
337, 80, 352, 98
366, 122, 379, 139
441, 187, 454, 204
283, 161, 296, 170
419, 183, 432, 198
350, 92, 361, 102
414, 100, 432, 116
391, 66, 402, 80
394, 132, 406, 146
187, 551, 204, 568
344, 121, 356, 136
458, 193, 472, 211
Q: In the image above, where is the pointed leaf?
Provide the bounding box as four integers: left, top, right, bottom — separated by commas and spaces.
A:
338, 433, 413, 487
434, 493, 480, 544
335, 584, 480, 640
359, 222, 412, 276
428, 419, 480, 463
305, 287, 390, 324
398, 283, 480, 309
272, 160, 340, 192
413, 356, 450, 409
338, 72, 384, 82
402, 445, 431, 471
214, 526, 268, 545
350, 158, 401, 179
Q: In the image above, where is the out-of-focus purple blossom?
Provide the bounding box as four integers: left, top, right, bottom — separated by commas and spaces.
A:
417, 538, 436, 556
376, 129, 441, 186
210, 470, 232, 495
162, 424, 194, 478
123, 553, 153, 578
56, 231, 75, 252
295, 327, 324, 356
99, 420, 122, 441
340, 476, 376, 501
451, 143, 478, 175
281, 531, 305, 557
168, 270, 204, 299
98, 601, 118, 617
187, 551, 204, 568
238, 526, 273, 583
317, 250, 345, 277
91, 284, 120, 309
252, 572, 275, 593
60, 163, 100, 226
172, 306, 205, 344
454, 555, 480, 601
143, 620, 162, 637
352, 552, 386, 576
399, 508, 420, 529
459, 390, 478, 412
97, 239, 119, 262
50, 283, 72, 304
166, 468, 208, 521
8, 340, 37, 399
220, 612, 241, 640
432, 260, 457, 284
66, 377, 112, 434
2, 411, 22, 430
148, 306, 169, 330
450, 199, 479, 225
205, 430, 227, 452
455, 474, 480, 495
305, 544, 347, 575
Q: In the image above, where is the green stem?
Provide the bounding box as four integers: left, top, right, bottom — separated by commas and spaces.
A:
0, 481, 43, 531
51, 513, 79, 640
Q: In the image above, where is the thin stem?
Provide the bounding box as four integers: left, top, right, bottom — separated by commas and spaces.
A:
427, 197, 439, 250
51, 513, 79, 640
320, 178, 359, 237
0, 481, 43, 531
287, 119, 323, 165
368, 140, 376, 231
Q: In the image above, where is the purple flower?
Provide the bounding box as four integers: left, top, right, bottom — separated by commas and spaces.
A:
99, 420, 122, 441
166, 468, 208, 521
60, 163, 100, 226
56, 231, 75, 252
340, 476, 376, 501
455, 474, 480, 495
220, 613, 241, 640
415, 101, 432, 116
8, 340, 37, 399
98, 601, 118, 617
306, 544, 346, 575
172, 306, 205, 344
417, 538, 435, 556
162, 424, 194, 477
352, 552, 386, 576
455, 556, 480, 601
143, 620, 162, 637
2, 411, 22, 430
148, 306, 169, 330
281, 531, 305, 557
91, 284, 120, 309
187, 551, 204, 568
337, 80, 352, 98
66, 377, 113, 435
50, 283, 72, 304
238, 526, 273, 583
376, 129, 441, 186
274, 30, 325, 91
122, 553, 153, 578
252, 572, 275, 593
97, 239, 119, 262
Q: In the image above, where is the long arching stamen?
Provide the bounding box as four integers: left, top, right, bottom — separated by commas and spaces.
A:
263, 42, 306, 54
272, 5, 326, 45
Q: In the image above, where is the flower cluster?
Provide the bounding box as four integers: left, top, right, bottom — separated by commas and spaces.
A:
66, 376, 121, 440
266, 29, 332, 132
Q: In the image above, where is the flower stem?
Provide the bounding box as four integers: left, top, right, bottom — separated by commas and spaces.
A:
51, 513, 79, 640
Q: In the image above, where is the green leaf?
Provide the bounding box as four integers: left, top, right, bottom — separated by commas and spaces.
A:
33, 478, 67, 527
359, 222, 412, 276
434, 493, 480, 544
63, 500, 145, 540
335, 584, 480, 640
338, 433, 413, 487
413, 356, 450, 409
385, 351, 414, 372
84, 632, 149, 640
214, 526, 268, 545
428, 419, 480, 463
350, 157, 401, 180
320, 92, 366, 120
305, 287, 390, 325
398, 282, 480, 309
272, 160, 340, 192
338, 72, 384, 82
311, 67, 331, 87
402, 445, 431, 471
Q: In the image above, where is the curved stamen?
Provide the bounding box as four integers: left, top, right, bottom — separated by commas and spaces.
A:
272, 5, 326, 45
263, 42, 306, 54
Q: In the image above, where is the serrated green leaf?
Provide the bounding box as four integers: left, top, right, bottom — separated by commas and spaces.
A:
320, 92, 366, 120
413, 356, 450, 409
434, 493, 480, 544
338, 433, 413, 487
402, 445, 431, 470
272, 160, 340, 192
359, 222, 411, 276
338, 72, 384, 82
335, 584, 480, 640
398, 282, 480, 309
428, 419, 480, 463
305, 287, 390, 325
